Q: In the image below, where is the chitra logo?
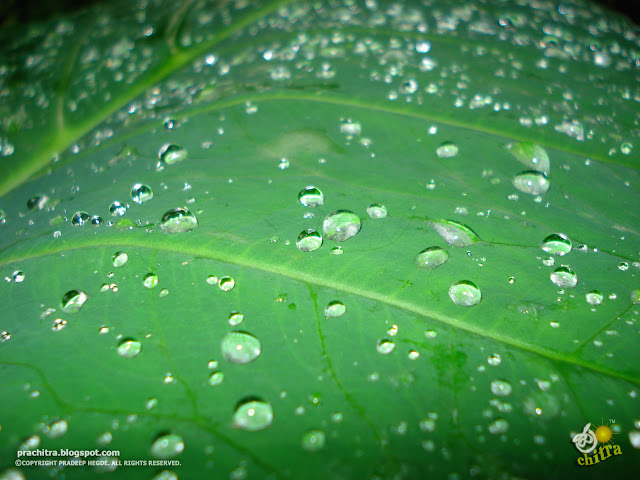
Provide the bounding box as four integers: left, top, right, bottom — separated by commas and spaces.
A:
572, 420, 622, 466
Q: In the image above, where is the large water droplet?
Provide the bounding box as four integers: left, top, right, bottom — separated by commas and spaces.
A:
513, 171, 550, 195
414, 247, 450, 270
296, 229, 323, 252
131, 184, 153, 204
302, 429, 326, 451
586, 291, 603, 306
109, 201, 127, 216
325, 301, 346, 318
431, 220, 481, 247
112, 251, 128, 268
298, 187, 324, 207
436, 142, 459, 158
143, 273, 158, 289
506, 142, 550, 175
160, 208, 198, 233
232, 398, 274, 431
221, 332, 261, 364
117, 338, 142, 358
323, 210, 361, 242
541, 233, 571, 256
367, 204, 388, 218
491, 380, 512, 397
376, 339, 396, 354
150, 433, 184, 459
71, 211, 90, 226
550, 266, 578, 288
158, 144, 188, 165
448, 281, 482, 307
61, 290, 88, 314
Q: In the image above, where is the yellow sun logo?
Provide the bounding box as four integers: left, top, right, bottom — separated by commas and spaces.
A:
594, 420, 617, 445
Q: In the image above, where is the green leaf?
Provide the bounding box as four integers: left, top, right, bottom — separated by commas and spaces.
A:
1, 0, 639, 479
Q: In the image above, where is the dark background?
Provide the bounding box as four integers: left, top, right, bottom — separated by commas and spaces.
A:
0, 0, 637, 27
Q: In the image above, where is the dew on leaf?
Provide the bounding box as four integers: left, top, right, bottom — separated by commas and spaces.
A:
618, 262, 629, 271
228, 312, 244, 326
513, 171, 550, 195
117, 338, 141, 359
27, 195, 49, 211
159, 144, 188, 166
376, 339, 395, 355
586, 291, 603, 306
541, 233, 571, 256
150, 433, 184, 459
298, 186, 324, 207
42, 419, 68, 439
487, 354, 501, 366
130, 183, 153, 204
414, 247, 450, 270
109, 201, 127, 216
90, 215, 103, 226
629, 431, 640, 449
232, 399, 274, 431
296, 229, 323, 252
208, 372, 224, 386
490, 380, 512, 397
488, 419, 509, 434
323, 210, 361, 242
448, 281, 482, 306
61, 290, 88, 314
71, 212, 90, 226
12, 271, 25, 283
206, 275, 218, 285
620, 142, 633, 155
221, 332, 261, 364
550, 266, 578, 288
330, 246, 343, 255
340, 120, 361, 136
143, 273, 158, 289
160, 207, 198, 233
278, 158, 290, 169
431, 219, 481, 246
325, 301, 346, 318
436, 142, 459, 158
506, 142, 550, 175
366, 203, 388, 218
302, 430, 326, 451
218, 276, 235, 292
112, 251, 128, 268
152, 471, 178, 480
159, 288, 170, 297
631, 289, 640, 304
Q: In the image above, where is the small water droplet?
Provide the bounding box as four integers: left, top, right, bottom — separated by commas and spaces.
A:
631, 289, 640, 304
491, 380, 512, 397
506, 142, 550, 175
487, 354, 501, 366
228, 312, 244, 326
143, 273, 158, 289
301, 429, 326, 451
323, 210, 361, 242
550, 266, 578, 288
367, 203, 388, 218
278, 158, 290, 169
131, 183, 153, 204
325, 301, 346, 318
218, 276, 235, 292
618, 262, 629, 271
117, 338, 141, 358
208, 371, 225, 386
12, 271, 25, 283
629, 431, 640, 449
112, 251, 128, 268
91, 215, 103, 226
150, 433, 184, 459
158, 144, 188, 166
296, 229, 323, 252
206, 275, 218, 285
448, 281, 482, 307
42, 419, 68, 439
330, 246, 343, 255
586, 291, 603, 306
160, 208, 198, 233
221, 332, 261, 364
431, 219, 481, 246
340, 120, 361, 136
159, 288, 170, 297
71, 211, 90, 226
414, 247, 450, 270
512, 171, 550, 195
541, 233, 571, 256
376, 339, 395, 354
61, 290, 88, 314
621, 142, 633, 155
488, 419, 509, 434
298, 187, 324, 207
436, 142, 459, 158
27, 195, 49, 211
109, 201, 127, 216
152, 470, 178, 480
408, 350, 420, 360
232, 398, 274, 431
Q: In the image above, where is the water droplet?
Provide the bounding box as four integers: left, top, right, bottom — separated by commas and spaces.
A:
42, 419, 68, 439
296, 229, 323, 252
491, 380, 512, 397
159, 288, 170, 297
232, 398, 274, 431
323, 210, 361, 242
325, 301, 346, 318
228, 312, 244, 326
330, 246, 343, 255
130, 183, 153, 204
366, 203, 388, 218
278, 158, 290, 170
488, 419, 509, 434
150, 433, 184, 459
629, 431, 640, 449
117, 338, 142, 358
298, 187, 324, 207
143, 273, 158, 289
631, 289, 640, 304
91, 215, 103, 226
112, 251, 128, 268
618, 262, 629, 271
436, 142, 459, 158
431, 219, 481, 246
550, 266, 578, 288
160, 208, 198, 233
221, 332, 261, 364
208, 371, 224, 386
448, 281, 482, 307
12, 271, 25, 283
27, 195, 49, 211
301, 430, 326, 451
158, 144, 188, 165
414, 247, 450, 270
586, 291, 603, 306
71, 211, 90, 226
218, 276, 235, 292
340, 120, 361, 136
61, 290, 88, 314
408, 350, 420, 360
487, 354, 501, 366
109, 201, 127, 216
541, 233, 571, 256
621, 142, 633, 155
376, 339, 395, 355
512, 171, 550, 195
506, 142, 550, 175
152, 471, 178, 480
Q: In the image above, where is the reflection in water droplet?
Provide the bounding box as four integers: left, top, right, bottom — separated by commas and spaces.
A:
71, 212, 90, 226
414, 247, 450, 270
232, 399, 274, 431
298, 187, 324, 207
159, 144, 188, 165
221, 332, 261, 364
131, 184, 153, 204
228, 312, 244, 326
143, 273, 158, 289
491, 380, 512, 397
436, 142, 459, 158
218, 276, 235, 292
506, 142, 550, 175
208, 372, 224, 386
367, 204, 388, 218
488, 419, 509, 434
431, 219, 480, 246
112, 251, 128, 268
160, 208, 198, 233
325, 301, 346, 318
109, 201, 127, 216
302, 430, 326, 451
541, 233, 571, 256
117, 338, 142, 358
513, 171, 550, 195
61, 290, 88, 314
550, 266, 578, 288
586, 291, 603, 306
448, 281, 482, 306
323, 210, 361, 242
376, 339, 395, 354
150, 433, 184, 459
296, 229, 323, 252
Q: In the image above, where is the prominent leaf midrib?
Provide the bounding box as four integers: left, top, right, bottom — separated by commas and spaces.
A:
4, 234, 638, 387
